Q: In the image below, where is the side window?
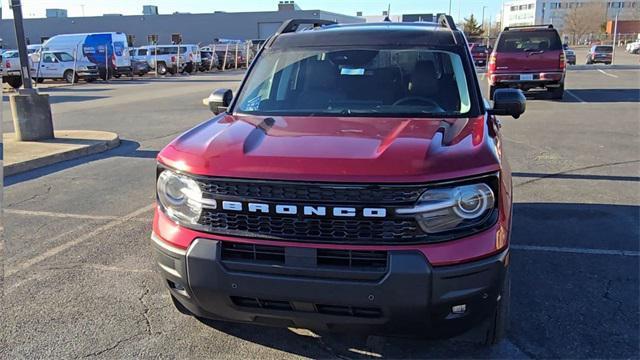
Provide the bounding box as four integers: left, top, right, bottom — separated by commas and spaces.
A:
43, 53, 56, 63
139, 49, 147, 56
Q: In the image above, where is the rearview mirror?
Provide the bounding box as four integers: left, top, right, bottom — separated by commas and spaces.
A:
203, 88, 233, 114
489, 89, 526, 119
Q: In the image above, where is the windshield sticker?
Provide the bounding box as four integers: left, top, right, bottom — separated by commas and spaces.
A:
245, 95, 262, 111
340, 68, 365, 76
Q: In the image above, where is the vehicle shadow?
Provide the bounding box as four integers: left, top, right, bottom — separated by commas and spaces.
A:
561, 88, 640, 103
187, 202, 639, 358
4, 139, 158, 186
2, 94, 108, 104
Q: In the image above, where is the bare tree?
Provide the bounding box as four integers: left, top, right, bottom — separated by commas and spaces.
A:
563, 2, 607, 44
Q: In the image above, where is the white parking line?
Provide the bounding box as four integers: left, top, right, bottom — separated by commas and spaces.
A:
5, 209, 120, 220
512, 244, 639, 257
564, 90, 587, 103
4, 208, 150, 222
5, 204, 155, 277
597, 68, 619, 78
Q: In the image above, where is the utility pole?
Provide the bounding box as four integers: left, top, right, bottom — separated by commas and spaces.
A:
612, 11, 619, 64
9, 0, 54, 141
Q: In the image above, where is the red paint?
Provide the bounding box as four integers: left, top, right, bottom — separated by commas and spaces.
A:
154, 113, 512, 266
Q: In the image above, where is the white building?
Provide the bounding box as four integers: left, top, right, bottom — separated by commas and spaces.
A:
501, 0, 639, 29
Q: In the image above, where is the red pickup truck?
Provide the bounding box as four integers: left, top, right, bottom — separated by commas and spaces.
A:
152, 17, 525, 345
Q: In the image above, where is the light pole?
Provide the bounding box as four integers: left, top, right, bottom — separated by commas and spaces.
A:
612, 10, 619, 64
449, 0, 452, 15
482, 6, 487, 42
9, 0, 55, 141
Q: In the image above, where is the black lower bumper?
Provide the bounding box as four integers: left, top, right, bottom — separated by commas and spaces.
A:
152, 234, 509, 336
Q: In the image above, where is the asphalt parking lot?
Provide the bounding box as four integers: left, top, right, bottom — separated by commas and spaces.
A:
1, 68, 639, 359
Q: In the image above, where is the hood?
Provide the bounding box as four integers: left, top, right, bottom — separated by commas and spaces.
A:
157, 114, 501, 183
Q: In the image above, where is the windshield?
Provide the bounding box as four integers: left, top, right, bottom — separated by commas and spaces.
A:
234, 47, 471, 117
595, 46, 613, 53
472, 46, 487, 52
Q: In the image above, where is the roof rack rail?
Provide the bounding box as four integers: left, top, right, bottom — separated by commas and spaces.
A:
437, 14, 458, 44
275, 19, 337, 36
504, 24, 553, 31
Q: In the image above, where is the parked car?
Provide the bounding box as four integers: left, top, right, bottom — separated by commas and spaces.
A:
42, 32, 132, 79
199, 51, 219, 72
1, 50, 26, 88
488, 24, 565, 99
31, 51, 99, 83
563, 44, 576, 65
625, 41, 640, 54
586, 45, 613, 64
155, 17, 525, 346
131, 58, 151, 76
469, 43, 489, 66
214, 49, 246, 69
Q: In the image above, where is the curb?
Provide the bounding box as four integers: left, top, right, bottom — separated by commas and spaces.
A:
4, 133, 120, 177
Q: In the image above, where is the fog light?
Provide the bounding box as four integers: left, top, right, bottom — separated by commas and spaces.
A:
452, 304, 466, 314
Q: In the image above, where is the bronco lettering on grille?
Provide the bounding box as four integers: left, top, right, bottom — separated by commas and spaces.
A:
220, 201, 387, 218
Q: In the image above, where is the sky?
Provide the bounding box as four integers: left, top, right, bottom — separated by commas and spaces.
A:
1, 0, 503, 24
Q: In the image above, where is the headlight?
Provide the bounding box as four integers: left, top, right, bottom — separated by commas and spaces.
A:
157, 170, 204, 224
77, 66, 89, 71
397, 182, 496, 235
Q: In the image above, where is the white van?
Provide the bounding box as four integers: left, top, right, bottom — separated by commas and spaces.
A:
42, 32, 131, 79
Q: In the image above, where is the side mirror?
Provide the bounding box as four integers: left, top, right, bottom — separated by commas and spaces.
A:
489, 88, 526, 119
203, 88, 233, 114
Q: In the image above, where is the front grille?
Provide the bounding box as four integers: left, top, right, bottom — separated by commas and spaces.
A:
199, 179, 426, 203
220, 242, 388, 270
200, 211, 424, 244
230, 296, 383, 318
317, 249, 387, 269
221, 242, 285, 263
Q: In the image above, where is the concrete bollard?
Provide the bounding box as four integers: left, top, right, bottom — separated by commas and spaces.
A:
10, 89, 54, 141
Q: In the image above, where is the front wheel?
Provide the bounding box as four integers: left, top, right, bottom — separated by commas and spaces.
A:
6, 76, 23, 89
64, 70, 78, 84
156, 62, 168, 75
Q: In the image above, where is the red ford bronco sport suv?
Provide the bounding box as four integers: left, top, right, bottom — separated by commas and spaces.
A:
152, 16, 525, 345
488, 25, 565, 100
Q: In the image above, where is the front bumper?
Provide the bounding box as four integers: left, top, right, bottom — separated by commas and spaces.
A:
152, 232, 509, 336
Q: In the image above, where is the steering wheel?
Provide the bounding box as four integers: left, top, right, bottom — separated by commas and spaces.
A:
393, 96, 440, 108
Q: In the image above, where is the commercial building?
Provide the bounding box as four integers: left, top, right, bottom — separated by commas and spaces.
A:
501, 0, 640, 29
0, 1, 362, 48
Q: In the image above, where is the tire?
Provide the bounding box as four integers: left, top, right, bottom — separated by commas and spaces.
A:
113, 73, 121, 79
6, 76, 22, 89
489, 85, 497, 100
549, 84, 564, 100
171, 294, 192, 316
64, 70, 78, 84
487, 267, 511, 345
462, 267, 511, 346
157, 62, 168, 75
605, 62, 611, 65
36, 78, 44, 84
